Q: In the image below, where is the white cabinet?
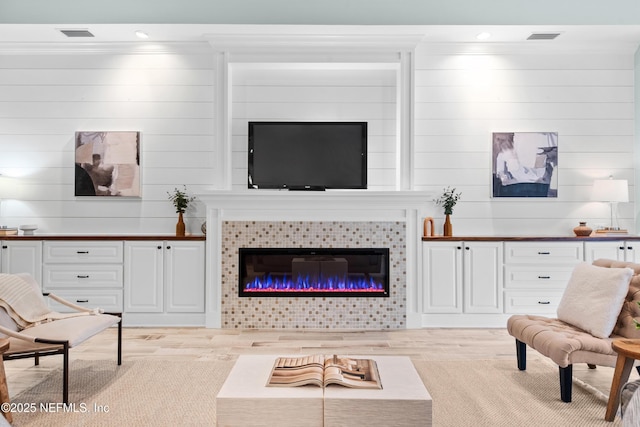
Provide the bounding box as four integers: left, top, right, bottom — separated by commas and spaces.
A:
124, 241, 205, 325
584, 241, 640, 263
0, 240, 42, 284
422, 241, 502, 314
503, 242, 583, 314
42, 241, 124, 313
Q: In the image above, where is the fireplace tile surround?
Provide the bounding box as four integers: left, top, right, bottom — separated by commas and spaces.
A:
199, 191, 430, 329
222, 221, 405, 328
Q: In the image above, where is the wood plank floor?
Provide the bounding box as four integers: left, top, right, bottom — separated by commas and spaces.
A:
3, 327, 633, 401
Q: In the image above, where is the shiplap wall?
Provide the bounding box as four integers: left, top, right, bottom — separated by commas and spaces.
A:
229, 66, 398, 190
0, 41, 636, 236
0, 46, 214, 234
414, 45, 636, 236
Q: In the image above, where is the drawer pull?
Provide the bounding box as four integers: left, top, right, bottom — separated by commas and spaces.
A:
537, 301, 551, 305
620, 247, 625, 250
77, 275, 90, 279
77, 251, 89, 254
76, 299, 89, 303
538, 276, 551, 279
537, 251, 550, 255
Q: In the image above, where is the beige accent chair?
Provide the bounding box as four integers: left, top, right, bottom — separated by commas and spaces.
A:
507, 259, 640, 403
0, 273, 122, 404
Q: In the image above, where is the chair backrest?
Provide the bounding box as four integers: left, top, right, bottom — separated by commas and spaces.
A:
0, 273, 42, 335
592, 259, 640, 339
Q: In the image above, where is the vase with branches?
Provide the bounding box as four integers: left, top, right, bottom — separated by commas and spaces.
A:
434, 187, 462, 236
167, 186, 195, 236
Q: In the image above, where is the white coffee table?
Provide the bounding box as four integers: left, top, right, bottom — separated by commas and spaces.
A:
215, 355, 432, 427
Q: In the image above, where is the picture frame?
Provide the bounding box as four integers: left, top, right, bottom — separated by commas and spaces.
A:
492, 132, 558, 198
74, 131, 141, 197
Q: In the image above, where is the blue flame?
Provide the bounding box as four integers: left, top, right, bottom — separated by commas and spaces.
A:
243, 274, 384, 292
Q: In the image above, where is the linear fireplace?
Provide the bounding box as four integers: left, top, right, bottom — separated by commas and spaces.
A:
239, 248, 389, 297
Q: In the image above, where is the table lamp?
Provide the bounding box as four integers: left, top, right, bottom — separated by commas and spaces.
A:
592, 176, 629, 233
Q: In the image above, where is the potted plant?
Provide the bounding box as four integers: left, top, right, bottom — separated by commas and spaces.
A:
167, 186, 195, 236
434, 187, 462, 236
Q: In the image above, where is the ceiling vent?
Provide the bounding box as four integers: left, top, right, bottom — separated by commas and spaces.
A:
527, 33, 561, 41
59, 29, 94, 38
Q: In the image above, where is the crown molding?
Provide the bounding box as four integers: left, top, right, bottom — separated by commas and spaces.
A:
205, 33, 426, 53
0, 41, 213, 55
420, 41, 640, 55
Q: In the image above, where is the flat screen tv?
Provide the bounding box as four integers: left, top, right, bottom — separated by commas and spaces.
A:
248, 121, 367, 190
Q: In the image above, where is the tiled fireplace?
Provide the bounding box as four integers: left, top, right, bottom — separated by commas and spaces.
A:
222, 221, 404, 328
199, 191, 429, 329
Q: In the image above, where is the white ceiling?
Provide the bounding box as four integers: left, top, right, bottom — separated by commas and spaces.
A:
1, 24, 639, 49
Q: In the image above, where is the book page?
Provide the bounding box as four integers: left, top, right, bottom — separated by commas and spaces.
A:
323, 355, 382, 389
266, 355, 325, 387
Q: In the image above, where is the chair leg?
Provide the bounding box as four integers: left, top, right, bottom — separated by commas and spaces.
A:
515, 339, 526, 371
34, 352, 39, 366
559, 365, 573, 402
62, 343, 69, 404
117, 315, 122, 366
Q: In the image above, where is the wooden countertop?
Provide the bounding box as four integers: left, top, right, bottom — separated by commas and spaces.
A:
0, 235, 206, 241
422, 235, 640, 242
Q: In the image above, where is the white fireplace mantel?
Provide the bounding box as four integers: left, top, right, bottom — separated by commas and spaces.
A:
198, 190, 432, 328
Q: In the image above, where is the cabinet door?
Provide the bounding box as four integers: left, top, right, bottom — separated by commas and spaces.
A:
422, 242, 462, 313
164, 241, 205, 313
584, 241, 624, 263
623, 242, 640, 263
463, 242, 503, 314
124, 241, 163, 313
1, 240, 42, 284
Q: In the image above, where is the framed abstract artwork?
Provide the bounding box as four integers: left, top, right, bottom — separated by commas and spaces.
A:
492, 132, 558, 198
74, 131, 141, 197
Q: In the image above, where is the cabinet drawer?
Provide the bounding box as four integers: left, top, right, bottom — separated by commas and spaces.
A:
504, 291, 564, 314
504, 266, 573, 289
46, 290, 123, 313
43, 241, 123, 264
504, 242, 583, 264
43, 265, 123, 289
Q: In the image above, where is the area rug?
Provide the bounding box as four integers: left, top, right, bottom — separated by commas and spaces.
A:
9, 357, 622, 426
10, 356, 237, 427
413, 359, 622, 427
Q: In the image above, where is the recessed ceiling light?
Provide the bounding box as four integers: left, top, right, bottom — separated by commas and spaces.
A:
135, 31, 149, 39
476, 32, 491, 41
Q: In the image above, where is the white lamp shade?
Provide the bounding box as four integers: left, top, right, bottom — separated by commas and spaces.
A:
592, 179, 629, 203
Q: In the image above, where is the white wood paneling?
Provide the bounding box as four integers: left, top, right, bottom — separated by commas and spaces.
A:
0, 48, 214, 234
229, 65, 398, 191
414, 47, 635, 235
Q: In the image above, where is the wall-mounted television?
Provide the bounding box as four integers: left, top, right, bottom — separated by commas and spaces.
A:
248, 121, 367, 190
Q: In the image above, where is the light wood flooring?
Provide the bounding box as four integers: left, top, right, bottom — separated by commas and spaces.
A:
3, 327, 635, 400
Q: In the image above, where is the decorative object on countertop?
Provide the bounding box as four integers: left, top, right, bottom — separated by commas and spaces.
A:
19, 224, 38, 235
0, 226, 17, 236
592, 176, 629, 234
201, 221, 207, 235
423, 217, 435, 237
434, 187, 461, 237
167, 186, 196, 237
573, 221, 593, 237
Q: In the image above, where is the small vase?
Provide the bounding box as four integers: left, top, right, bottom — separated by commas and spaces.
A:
573, 221, 592, 237
176, 212, 186, 237
443, 214, 453, 237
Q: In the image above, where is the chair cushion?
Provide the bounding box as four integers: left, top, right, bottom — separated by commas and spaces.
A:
13, 314, 120, 348
507, 314, 619, 368
556, 262, 633, 338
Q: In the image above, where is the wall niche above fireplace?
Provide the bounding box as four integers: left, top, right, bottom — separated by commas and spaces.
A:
239, 248, 389, 297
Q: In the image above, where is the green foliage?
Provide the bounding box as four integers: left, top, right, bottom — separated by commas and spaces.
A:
167, 186, 195, 214
636, 301, 640, 330
434, 187, 462, 215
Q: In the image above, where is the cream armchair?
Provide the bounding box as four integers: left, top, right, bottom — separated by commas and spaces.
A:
0, 273, 122, 404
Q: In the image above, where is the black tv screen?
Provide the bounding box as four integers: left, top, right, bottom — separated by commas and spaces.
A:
248, 121, 367, 190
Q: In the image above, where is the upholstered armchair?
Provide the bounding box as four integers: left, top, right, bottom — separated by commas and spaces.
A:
0, 273, 122, 405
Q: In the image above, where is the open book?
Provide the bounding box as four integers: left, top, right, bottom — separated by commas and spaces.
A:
267, 355, 382, 389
